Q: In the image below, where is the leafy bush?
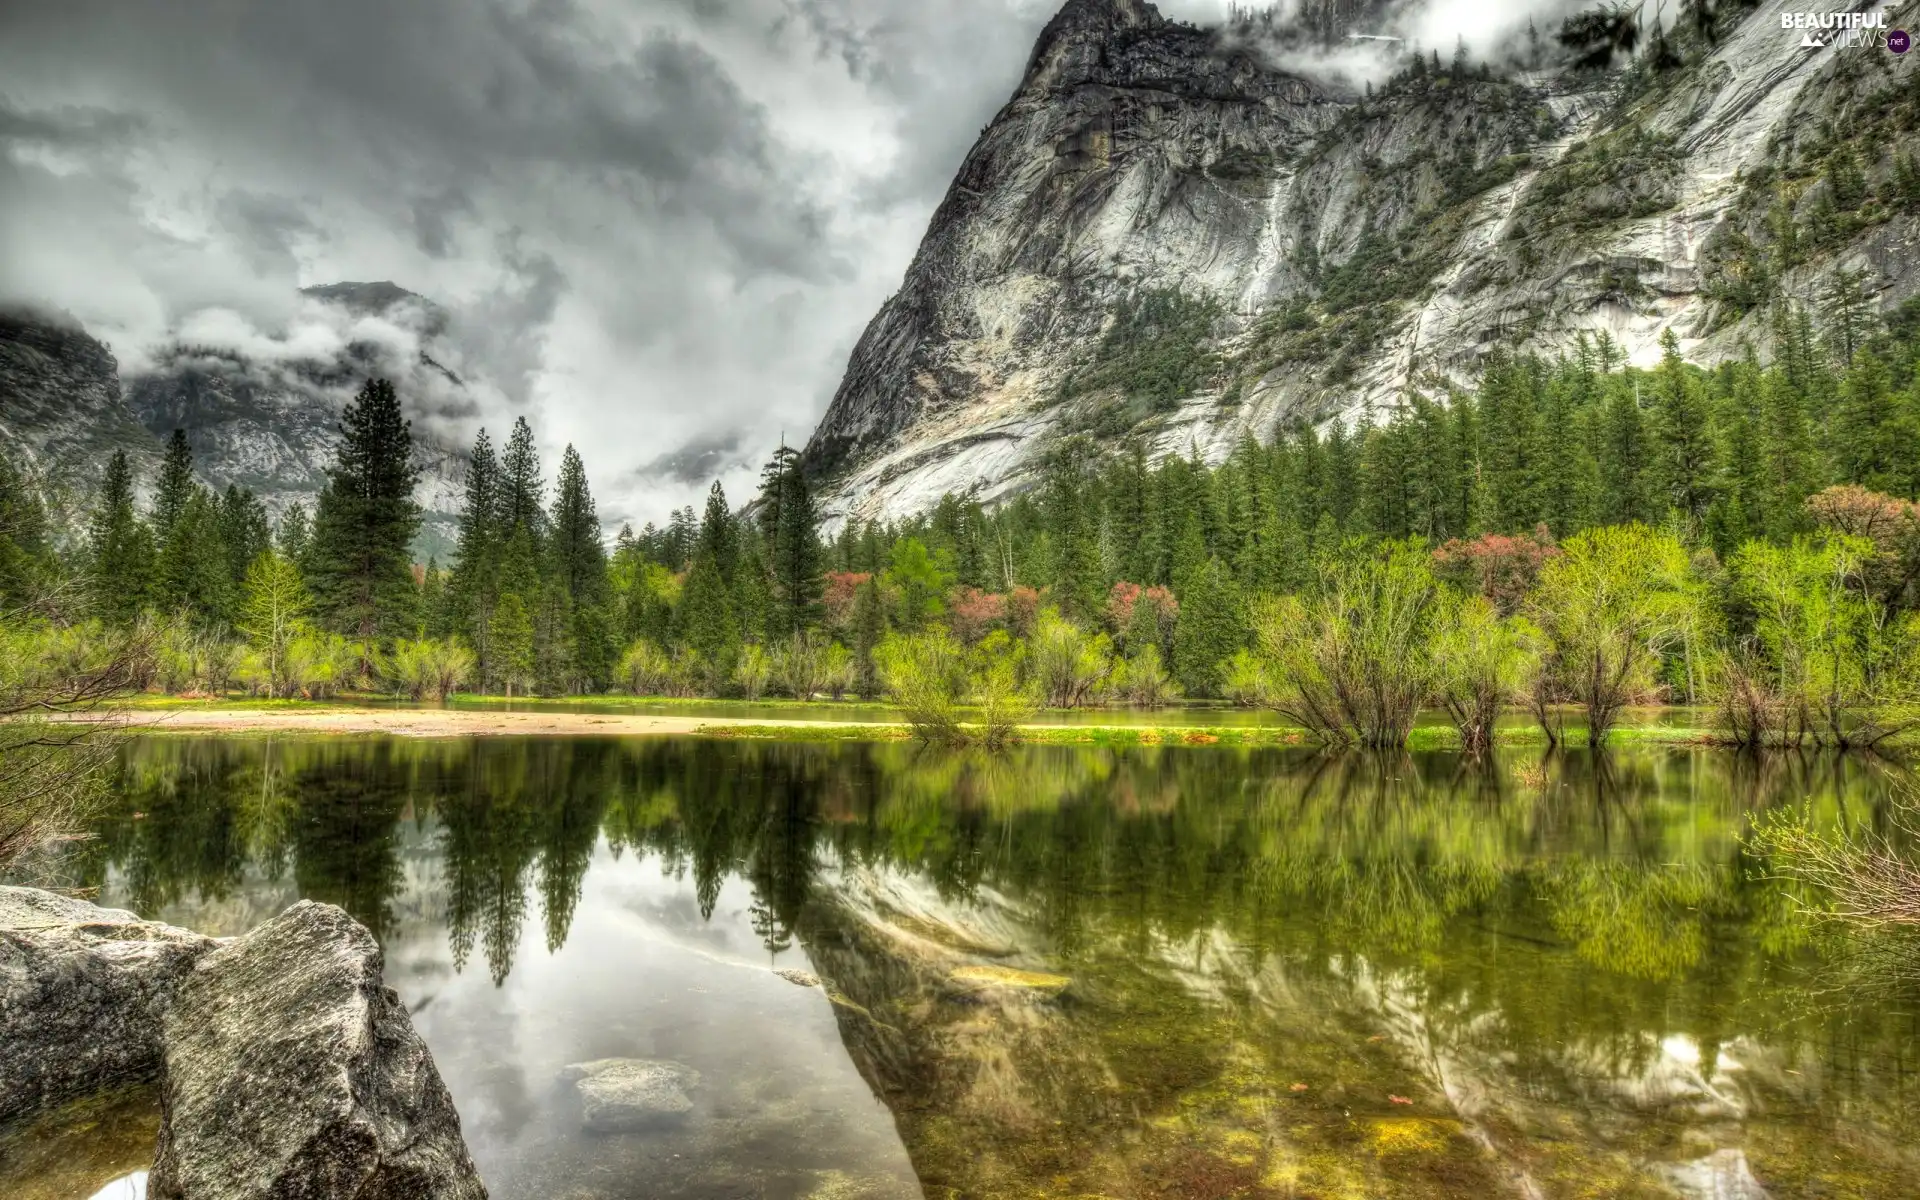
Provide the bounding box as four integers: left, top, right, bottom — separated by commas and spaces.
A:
773, 632, 833, 700
1431, 595, 1542, 754
1528, 524, 1694, 746
1029, 609, 1111, 708
618, 639, 699, 697
1250, 543, 1440, 747
735, 643, 773, 701
1114, 643, 1181, 707
388, 638, 475, 701
971, 631, 1035, 748
876, 629, 968, 743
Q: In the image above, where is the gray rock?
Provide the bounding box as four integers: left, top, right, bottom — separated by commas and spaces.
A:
561, 1059, 701, 1132
0, 886, 215, 1122
147, 900, 486, 1200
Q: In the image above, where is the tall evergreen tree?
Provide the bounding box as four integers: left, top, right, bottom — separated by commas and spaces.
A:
217, 485, 271, 589
87, 450, 152, 625
277, 502, 313, 569
500, 417, 544, 540
153, 429, 196, 536
449, 428, 501, 677
697, 482, 738, 584
550, 445, 613, 689
0, 449, 54, 612
308, 378, 423, 641
1171, 556, 1245, 697
757, 445, 825, 639
1650, 331, 1717, 523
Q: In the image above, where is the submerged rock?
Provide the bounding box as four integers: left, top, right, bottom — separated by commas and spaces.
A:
0, 887, 215, 1122
147, 900, 485, 1200
561, 1059, 700, 1132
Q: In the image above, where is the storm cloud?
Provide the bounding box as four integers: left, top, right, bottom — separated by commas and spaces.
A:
0, 0, 1572, 528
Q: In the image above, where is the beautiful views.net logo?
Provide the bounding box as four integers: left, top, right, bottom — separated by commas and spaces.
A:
1781, 10, 1908, 51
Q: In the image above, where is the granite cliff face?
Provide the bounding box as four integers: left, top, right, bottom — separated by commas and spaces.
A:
0, 284, 472, 552
806, 0, 1920, 524
0, 310, 160, 522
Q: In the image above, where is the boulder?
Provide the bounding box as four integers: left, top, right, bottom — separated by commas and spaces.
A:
561, 1059, 700, 1132
147, 900, 486, 1200
0, 886, 215, 1122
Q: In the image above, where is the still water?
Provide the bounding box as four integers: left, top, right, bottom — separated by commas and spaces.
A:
3, 737, 1918, 1199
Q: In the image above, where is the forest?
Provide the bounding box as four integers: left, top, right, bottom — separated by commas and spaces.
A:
2, 301, 1919, 754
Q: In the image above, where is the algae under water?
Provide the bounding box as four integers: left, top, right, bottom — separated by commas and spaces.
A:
3, 737, 1917, 1199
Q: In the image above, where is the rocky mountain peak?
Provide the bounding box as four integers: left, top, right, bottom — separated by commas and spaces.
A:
1021, 0, 1162, 87
806, 0, 1920, 528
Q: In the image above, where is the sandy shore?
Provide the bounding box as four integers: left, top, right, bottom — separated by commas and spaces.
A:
71, 708, 875, 739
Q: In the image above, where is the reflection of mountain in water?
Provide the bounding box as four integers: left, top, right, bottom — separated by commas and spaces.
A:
82, 739, 1920, 1197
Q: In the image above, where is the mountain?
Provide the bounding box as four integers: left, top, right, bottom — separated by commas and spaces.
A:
0, 284, 473, 556
805, 0, 1920, 523
0, 309, 163, 527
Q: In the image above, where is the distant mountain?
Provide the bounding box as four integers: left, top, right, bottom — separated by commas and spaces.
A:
0, 308, 162, 527
0, 283, 475, 558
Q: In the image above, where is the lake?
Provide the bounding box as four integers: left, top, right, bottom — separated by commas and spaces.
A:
4, 736, 1917, 1199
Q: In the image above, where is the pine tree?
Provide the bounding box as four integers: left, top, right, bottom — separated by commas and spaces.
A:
87, 450, 152, 625
0, 449, 54, 612
153, 429, 196, 536
217, 485, 271, 588
1477, 354, 1544, 531
490, 592, 535, 697
757, 446, 824, 639
1832, 348, 1901, 491
678, 550, 740, 687
277, 502, 313, 569
449, 428, 501, 680
550, 445, 612, 688
1760, 371, 1818, 540
852, 575, 886, 698
697, 482, 738, 584
1598, 379, 1653, 526
308, 378, 424, 641
1171, 556, 1245, 698
154, 489, 232, 624
1650, 330, 1717, 524
500, 417, 544, 540
1706, 362, 1767, 554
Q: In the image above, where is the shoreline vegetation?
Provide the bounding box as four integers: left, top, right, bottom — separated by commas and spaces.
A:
6, 318, 1920, 930
44, 698, 1749, 749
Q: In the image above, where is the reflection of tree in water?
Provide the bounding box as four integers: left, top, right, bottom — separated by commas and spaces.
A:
289, 742, 408, 943
83, 735, 1913, 1016
434, 740, 615, 985
78, 736, 1920, 1189
83, 740, 257, 913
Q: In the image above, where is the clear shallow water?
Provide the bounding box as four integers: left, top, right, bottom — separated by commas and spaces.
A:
4, 738, 1919, 1199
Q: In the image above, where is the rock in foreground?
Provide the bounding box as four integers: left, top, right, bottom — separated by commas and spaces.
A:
0, 886, 214, 1122
148, 900, 486, 1200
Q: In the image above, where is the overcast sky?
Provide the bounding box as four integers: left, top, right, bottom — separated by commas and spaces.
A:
0, 0, 1568, 529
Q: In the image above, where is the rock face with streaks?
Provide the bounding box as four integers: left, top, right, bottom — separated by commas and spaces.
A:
0, 887, 215, 1123
0, 311, 162, 525
147, 899, 486, 1200
806, 0, 1920, 524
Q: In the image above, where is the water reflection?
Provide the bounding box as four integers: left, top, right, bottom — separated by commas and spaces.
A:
50, 740, 1920, 1197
